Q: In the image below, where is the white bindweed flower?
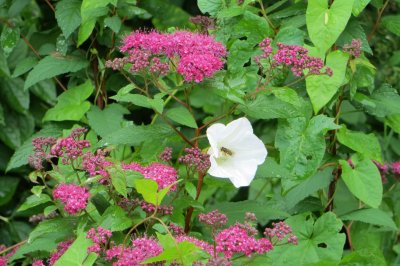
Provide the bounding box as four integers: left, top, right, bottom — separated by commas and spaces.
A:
206, 117, 268, 188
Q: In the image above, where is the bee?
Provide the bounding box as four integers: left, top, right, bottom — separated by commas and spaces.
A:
220, 147, 234, 156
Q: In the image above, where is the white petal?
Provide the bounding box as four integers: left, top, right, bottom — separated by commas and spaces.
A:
206, 123, 226, 150
225, 161, 258, 188
219, 117, 253, 147
230, 133, 268, 165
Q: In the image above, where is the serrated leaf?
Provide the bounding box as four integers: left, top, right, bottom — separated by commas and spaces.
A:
166, 107, 197, 128
43, 80, 93, 122
24, 54, 88, 90
18, 194, 52, 212
12, 56, 37, 78
55, 0, 82, 39
276, 115, 340, 179
110, 92, 164, 113
104, 16, 121, 33
1, 77, 29, 114
227, 39, 254, 73
6, 124, 63, 171
197, 0, 223, 16
337, 125, 382, 162
267, 212, 345, 265
382, 15, 400, 36
135, 179, 160, 206
339, 155, 382, 208
340, 208, 397, 230
354, 85, 400, 117
109, 166, 127, 197
233, 11, 272, 45
54, 232, 97, 266
306, 50, 349, 114
306, 0, 355, 52
99, 206, 133, 232
87, 104, 129, 138
0, 26, 20, 57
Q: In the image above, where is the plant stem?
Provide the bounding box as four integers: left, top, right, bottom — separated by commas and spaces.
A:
184, 172, 205, 233
257, 0, 276, 31
367, 0, 390, 42
0, 240, 27, 256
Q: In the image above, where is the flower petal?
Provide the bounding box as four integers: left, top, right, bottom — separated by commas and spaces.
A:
230, 133, 267, 165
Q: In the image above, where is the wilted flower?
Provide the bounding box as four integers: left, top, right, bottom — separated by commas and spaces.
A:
206, 117, 268, 188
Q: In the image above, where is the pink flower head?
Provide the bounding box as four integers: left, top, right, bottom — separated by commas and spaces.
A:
159, 147, 173, 162
53, 184, 90, 214
343, 39, 362, 58
29, 136, 57, 170
216, 224, 272, 258
86, 226, 112, 255
198, 210, 227, 228
49, 240, 73, 266
32, 260, 45, 266
176, 235, 214, 256
123, 162, 178, 191
392, 162, 400, 176
82, 150, 112, 183
105, 237, 162, 266
178, 147, 211, 173
50, 128, 90, 164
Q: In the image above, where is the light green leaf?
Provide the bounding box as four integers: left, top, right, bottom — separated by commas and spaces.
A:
12, 56, 37, 78
104, 16, 121, 33
0, 176, 19, 206
43, 80, 93, 122
54, 232, 97, 266
18, 194, 52, 212
267, 212, 345, 265
109, 166, 127, 197
55, 0, 82, 39
386, 114, 400, 134
306, 50, 349, 114
110, 91, 164, 113
306, 0, 354, 52
352, 0, 371, 16
276, 115, 340, 179
144, 240, 200, 264
233, 11, 272, 45
227, 39, 254, 74
274, 26, 305, 45
197, 0, 223, 16
135, 179, 159, 206
166, 107, 197, 128
99, 206, 133, 232
339, 155, 382, 208
78, 19, 96, 47
87, 104, 129, 138
0, 26, 20, 57
382, 15, 400, 36
340, 248, 387, 265
337, 125, 382, 162
340, 208, 397, 230
24, 54, 88, 90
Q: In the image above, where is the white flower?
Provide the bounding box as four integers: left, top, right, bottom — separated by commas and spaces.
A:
206, 117, 268, 188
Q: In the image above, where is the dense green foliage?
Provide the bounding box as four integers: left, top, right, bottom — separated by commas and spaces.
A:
0, 0, 400, 265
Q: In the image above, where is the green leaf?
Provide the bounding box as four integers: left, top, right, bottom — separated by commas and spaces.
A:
109, 166, 127, 198
354, 85, 400, 117
274, 26, 305, 45
0, 49, 10, 77
340, 248, 387, 265
352, 0, 371, 16
99, 206, 133, 232
285, 167, 334, 209
55, 0, 82, 39
110, 90, 164, 113
197, 0, 223, 16
275, 115, 340, 179
43, 80, 94, 122
104, 16, 121, 33
337, 19, 372, 54
31, 80, 57, 105
54, 232, 97, 266
90, 193, 110, 215
166, 107, 197, 128
227, 39, 254, 74
339, 155, 382, 208
233, 11, 272, 46
24, 54, 88, 90
340, 208, 397, 230
6, 124, 63, 171
208, 200, 289, 225
1, 77, 30, 114
12, 56, 37, 78
306, 0, 355, 52
87, 104, 129, 138
306, 50, 349, 114
337, 125, 382, 162
0, 26, 20, 57
0, 176, 19, 206
17, 194, 52, 212
144, 240, 200, 264
267, 212, 345, 265
77, 19, 96, 47
386, 114, 400, 134
382, 15, 400, 36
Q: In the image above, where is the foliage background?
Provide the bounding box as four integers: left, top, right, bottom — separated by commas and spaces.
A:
0, 0, 400, 265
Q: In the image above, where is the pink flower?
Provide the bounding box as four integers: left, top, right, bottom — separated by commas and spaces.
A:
176, 235, 214, 256
49, 240, 73, 266
32, 260, 45, 266
53, 184, 90, 214
392, 162, 400, 175
178, 147, 211, 173
86, 227, 112, 255
82, 150, 112, 183
198, 210, 227, 228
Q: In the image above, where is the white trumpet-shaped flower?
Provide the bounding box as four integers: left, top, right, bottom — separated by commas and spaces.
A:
206, 117, 268, 188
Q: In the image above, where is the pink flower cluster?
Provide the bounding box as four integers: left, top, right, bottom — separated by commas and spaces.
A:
0, 244, 18, 266
87, 227, 112, 255
105, 237, 162, 266
159, 147, 173, 162
29, 136, 57, 170
215, 224, 273, 258
198, 210, 227, 228
49, 240, 73, 266
392, 162, 400, 175
123, 162, 178, 191
32, 260, 45, 266
178, 147, 211, 173
176, 235, 214, 255
343, 39, 362, 58
53, 184, 90, 214
50, 128, 90, 165
256, 38, 332, 77
108, 30, 226, 82
264, 221, 298, 245
82, 150, 112, 183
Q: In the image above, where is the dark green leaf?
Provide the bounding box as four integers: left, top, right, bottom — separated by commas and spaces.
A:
0, 176, 19, 206
55, 0, 82, 39
17, 194, 52, 212
0, 26, 20, 57
340, 208, 397, 230
99, 206, 133, 232
197, 0, 223, 16
104, 16, 122, 33
87, 104, 129, 138
166, 107, 197, 128
12, 56, 38, 78
1, 77, 29, 113
382, 15, 400, 36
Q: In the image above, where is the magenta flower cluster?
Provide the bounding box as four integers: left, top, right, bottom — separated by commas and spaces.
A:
198, 209, 228, 228
178, 147, 211, 173
50, 128, 90, 165
82, 150, 112, 183
107, 30, 227, 83
343, 39, 362, 58
48, 240, 73, 266
86, 227, 112, 255
256, 38, 332, 77
159, 147, 173, 162
29, 136, 57, 170
53, 184, 90, 214
123, 162, 178, 191
105, 237, 162, 266
264, 221, 298, 245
